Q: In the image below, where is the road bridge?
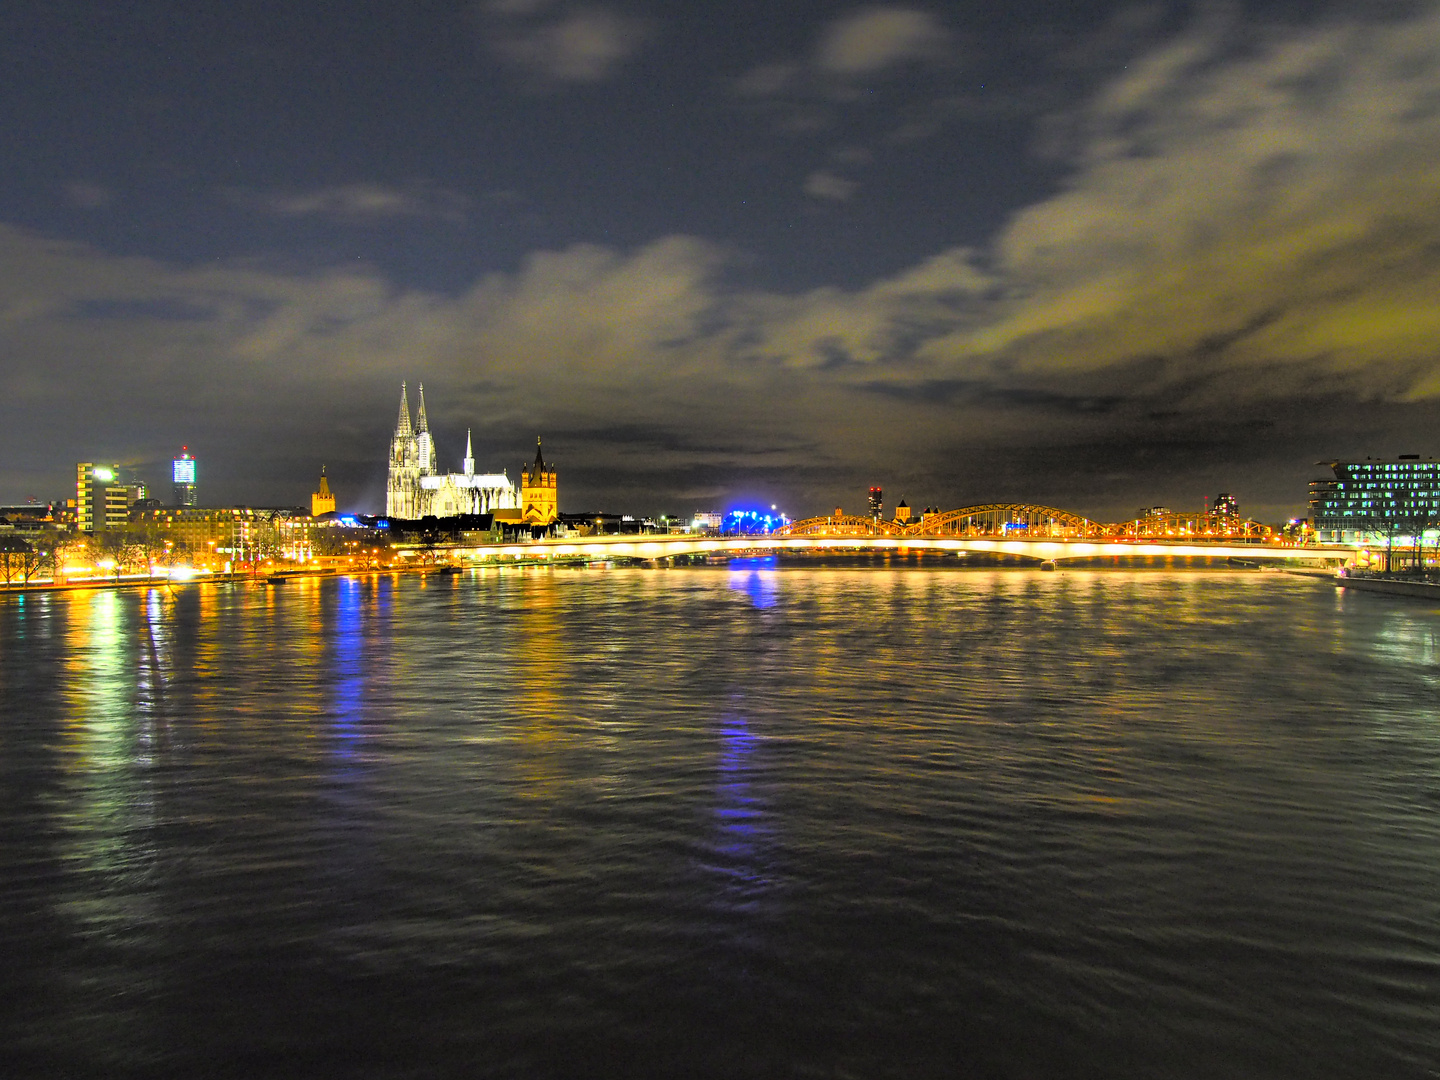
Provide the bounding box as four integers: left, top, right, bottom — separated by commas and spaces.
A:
435, 533, 1346, 565
417, 501, 1344, 565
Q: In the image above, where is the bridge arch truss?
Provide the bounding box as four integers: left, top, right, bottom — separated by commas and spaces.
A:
777, 504, 1100, 540
900, 504, 1101, 538
778, 513, 907, 537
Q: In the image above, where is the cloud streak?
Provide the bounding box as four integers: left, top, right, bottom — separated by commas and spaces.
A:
480, 2, 652, 85
815, 7, 948, 76
803, 170, 858, 201
229, 183, 471, 222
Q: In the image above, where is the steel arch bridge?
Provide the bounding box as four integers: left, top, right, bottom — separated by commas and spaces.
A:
413, 501, 1345, 567
905, 504, 1099, 538
779, 513, 907, 537
778, 504, 1101, 539
1110, 511, 1273, 540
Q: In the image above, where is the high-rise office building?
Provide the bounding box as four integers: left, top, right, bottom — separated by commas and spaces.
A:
1212, 493, 1239, 518
173, 448, 197, 506
76, 463, 129, 533
868, 487, 883, 520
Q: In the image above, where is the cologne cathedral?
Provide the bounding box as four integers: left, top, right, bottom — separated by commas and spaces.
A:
385, 383, 557, 525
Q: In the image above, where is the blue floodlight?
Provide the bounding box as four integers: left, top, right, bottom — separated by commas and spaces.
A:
723, 506, 790, 535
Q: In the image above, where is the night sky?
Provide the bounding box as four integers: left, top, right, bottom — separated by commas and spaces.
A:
3, 0, 1438, 520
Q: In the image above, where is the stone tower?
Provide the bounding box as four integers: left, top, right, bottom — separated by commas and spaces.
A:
521, 438, 558, 525
311, 465, 336, 517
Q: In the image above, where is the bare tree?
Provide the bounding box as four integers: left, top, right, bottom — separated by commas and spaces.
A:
0, 536, 29, 585
128, 523, 171, 578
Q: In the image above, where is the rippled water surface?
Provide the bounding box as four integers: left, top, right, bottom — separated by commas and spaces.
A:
2, 568, 1439, 1078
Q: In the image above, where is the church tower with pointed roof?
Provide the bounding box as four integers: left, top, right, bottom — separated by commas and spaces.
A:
311, 465, 337, 517
521, 438, 558, 525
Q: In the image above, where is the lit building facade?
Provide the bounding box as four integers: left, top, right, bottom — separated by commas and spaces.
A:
132, 506, 321, 564
76, 463, 128, 533
173, 449, 197, 506
1310, 456, 1440, 544
868, 487, 883, 520
312, 466, 336, 517
386, 383, 519, 519
521, 439, 558, 525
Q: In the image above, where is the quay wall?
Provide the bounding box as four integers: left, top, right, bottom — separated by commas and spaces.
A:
1337, 576, 1440, 600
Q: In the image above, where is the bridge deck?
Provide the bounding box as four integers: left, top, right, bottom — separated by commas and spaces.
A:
424, 534, 1347, 564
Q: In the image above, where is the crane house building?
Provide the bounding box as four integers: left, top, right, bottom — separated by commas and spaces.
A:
1309, 456, 1440, 544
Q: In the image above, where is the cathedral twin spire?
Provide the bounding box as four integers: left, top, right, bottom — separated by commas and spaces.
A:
395, 381, 413, 438
394, 381, 431, 436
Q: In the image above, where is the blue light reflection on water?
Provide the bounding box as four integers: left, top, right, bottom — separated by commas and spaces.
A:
699, 704, 774, 928
728, 557, 779, 609
329, 576, 366, 764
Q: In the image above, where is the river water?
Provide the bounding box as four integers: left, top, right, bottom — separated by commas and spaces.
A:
1, 567, 1438, 1079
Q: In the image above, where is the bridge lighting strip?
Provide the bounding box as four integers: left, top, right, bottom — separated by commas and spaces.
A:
439, 536, 1347, 563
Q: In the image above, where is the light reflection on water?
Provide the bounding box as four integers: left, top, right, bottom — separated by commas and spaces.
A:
1, 569, 1439, 1078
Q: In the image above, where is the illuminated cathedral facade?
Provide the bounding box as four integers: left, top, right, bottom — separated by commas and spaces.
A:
385, 383, 558, 525
386, 383, 520, 519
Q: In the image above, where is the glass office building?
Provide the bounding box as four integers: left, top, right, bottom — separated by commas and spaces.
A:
1309, 456, 1440, 544
173, 450, 197, 507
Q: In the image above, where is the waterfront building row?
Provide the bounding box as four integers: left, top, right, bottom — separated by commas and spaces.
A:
129, 506, 325, 564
